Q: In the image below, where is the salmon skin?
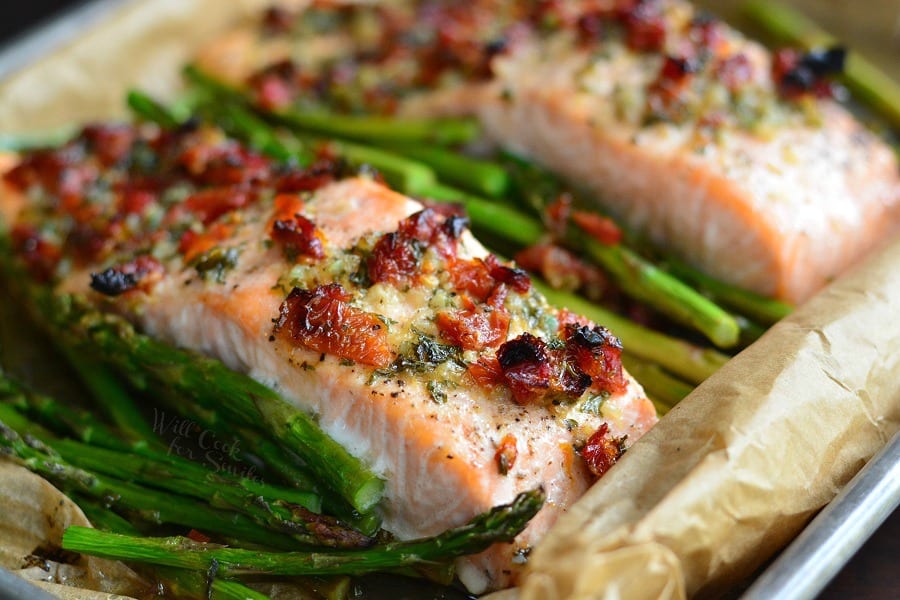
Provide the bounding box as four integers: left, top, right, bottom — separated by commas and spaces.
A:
0, 124, 656, 593
196, 0, 900, 304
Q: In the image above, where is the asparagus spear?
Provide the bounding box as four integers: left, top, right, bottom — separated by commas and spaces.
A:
569, 228, 740, 348
0, 403, 363, 549
62, 488, 544, 576
742, 0, 900, 130
661, 257, 792, 326
385, 143, 512, 198
0, 368, 128, 450
35, 290, 383, 515
126, 90, 181, 129
183, 65, 479, 146
77, 498, 275, 600
0, 416, 296, 548
56, 346, 158, 449
620, 355, 693, 416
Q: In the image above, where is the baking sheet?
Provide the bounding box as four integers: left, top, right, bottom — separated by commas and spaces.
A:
0, 1, 898, 599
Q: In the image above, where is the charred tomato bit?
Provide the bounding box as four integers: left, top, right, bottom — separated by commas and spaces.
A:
9, 224, 62, 282
273, 284, 393, 368
262, 5, 296, 35
621, 0, 666, 52
495, 434, 518, 476
579, 423, 626, 479
247, 60, 305, 111
271, 215, 326, 261
89, 255, 163, 296
368, 209, 462, 286
571, 211, 622, 246
565, 324, 627, 395
81, 123, 135, 167
178, 142, 271, 187
772, 46, 846, 100
182, 188, 251, 226
367, 231, 422, 286
275, 160, 338, 193
497, 333, 553, 404
647, 55, 701, 121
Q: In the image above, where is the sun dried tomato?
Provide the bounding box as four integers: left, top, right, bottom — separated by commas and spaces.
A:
451, 255, 530, 301
273, 284, 393, 367
368, 231, 421, 286
183, 188, 250, 225
621, 2, 666, 52
494, 434, 518, 476
450, 258, 496, 301
118, 188, 156, 216
81, 123, 135, 167
436, 301, 510, 351
271, 215, 325, 261
262, 6, 296, 35
497, 333, 553, 404
572, 211, 622, 246
179, 222, 235, 264
579, 423, 624, 478
544, 193, 573, 237
179, 143, 270, 186
485, 255, 531, 294
275, 161, 338, 193
772, 46, 845, 100
468, 355, 505, 387
10, 225, 61, 282
368, 209, 464, 286
716, 53, 754, 93
565, 324, 627, 395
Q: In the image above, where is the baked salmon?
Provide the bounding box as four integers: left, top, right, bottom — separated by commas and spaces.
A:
195, 0, 900, 304
0, 123, 656, 593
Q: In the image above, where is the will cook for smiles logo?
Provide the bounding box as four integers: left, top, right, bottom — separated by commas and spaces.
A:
152, 408, 263, 481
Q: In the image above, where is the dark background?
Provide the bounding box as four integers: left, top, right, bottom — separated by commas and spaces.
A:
0, 1, 896, 599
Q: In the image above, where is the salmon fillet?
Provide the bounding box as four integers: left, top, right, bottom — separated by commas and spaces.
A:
0, 124, 656, 593
195, 0, 900, 304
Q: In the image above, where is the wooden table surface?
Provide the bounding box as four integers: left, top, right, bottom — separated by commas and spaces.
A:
0, 1, 898, 599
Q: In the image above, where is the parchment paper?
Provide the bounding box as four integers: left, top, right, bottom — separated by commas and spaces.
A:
0, 1, 898, 599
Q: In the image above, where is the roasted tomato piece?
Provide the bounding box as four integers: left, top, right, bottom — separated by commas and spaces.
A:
10, 225, 62, 282
580, 423, 625, 479
274, 284, 393, 367
497, 333, 553, 404
495, 434, 518, 476
81, 123, 135, 167
436, 304, 509, 351
183, 188, 250, 225
565, 324, 627, 395
271, 214, 325, 261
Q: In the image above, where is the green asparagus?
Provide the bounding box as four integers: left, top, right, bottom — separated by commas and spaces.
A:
0, 417, 296, 548
34, 290, 383, 515
62, 488, 544, 576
